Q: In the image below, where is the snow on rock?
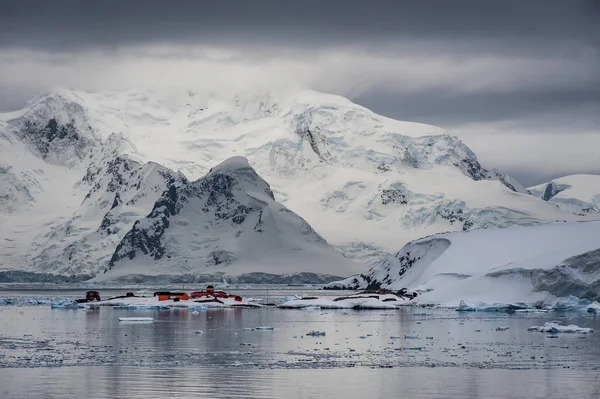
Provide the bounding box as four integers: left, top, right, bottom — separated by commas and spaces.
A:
529, 175, 600, 217
5, 91, 100, 167
327, 221, 600, 306
0, 88, 593, 279
26, 154, 187, 276
527, 322, 593, 334
87, 295, 259, 309
1, 88, 586, 276
96, 156, 362, 282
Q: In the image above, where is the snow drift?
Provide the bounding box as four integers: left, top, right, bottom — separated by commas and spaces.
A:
327, 221, 600, 306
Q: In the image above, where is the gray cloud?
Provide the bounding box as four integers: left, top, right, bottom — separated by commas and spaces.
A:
2, 1, 598, 50
0, 0, 598, 185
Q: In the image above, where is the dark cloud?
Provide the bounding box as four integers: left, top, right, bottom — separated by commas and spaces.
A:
1, 0, 598, 185
1, 0, 598, 51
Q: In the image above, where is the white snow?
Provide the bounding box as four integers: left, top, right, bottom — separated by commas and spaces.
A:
1, 88, 591, 281
87, 295, 260, 309
329, 221, 600, 306
529, 174, 600, 216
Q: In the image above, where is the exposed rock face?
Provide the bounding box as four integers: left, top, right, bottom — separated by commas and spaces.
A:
529, 175, 600, 217
7, 93, 99, 167
103, 156, 359, 281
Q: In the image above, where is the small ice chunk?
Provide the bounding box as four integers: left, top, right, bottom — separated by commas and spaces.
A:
527, 322, 593, 334
118, 317, 154, 322
50, 299, 87, 309
586, 302, 600, 314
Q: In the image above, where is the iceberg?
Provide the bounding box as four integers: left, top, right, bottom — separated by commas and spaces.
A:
587, 302, 600, 314
527, 322, 593, 334
50, 299, 88, 309
552, 296, 593, 312
456, 300, 529, 312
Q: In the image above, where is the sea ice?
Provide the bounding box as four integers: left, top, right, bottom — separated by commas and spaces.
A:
586, 302, 600, 314
118, 317, 154, 322
553, 296, 593, 312
527, 322, 593, 334
456, 300, 528, 312
50, 299, 88, 309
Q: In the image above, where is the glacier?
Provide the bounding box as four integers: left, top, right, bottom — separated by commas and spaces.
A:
529, 174, 600, 217
327, 221, 600, 307
0, 88, 597, 282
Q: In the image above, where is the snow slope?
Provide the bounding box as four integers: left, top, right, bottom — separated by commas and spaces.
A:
327, 222, 600, 306
96, 157, 362, 282
0, 88, 591, 280
529, 175, 600, 216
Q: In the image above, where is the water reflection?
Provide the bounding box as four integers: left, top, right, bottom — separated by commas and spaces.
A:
1, 366, 600, 399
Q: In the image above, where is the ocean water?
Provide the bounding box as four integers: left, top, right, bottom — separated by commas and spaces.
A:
1, 287, 600, 398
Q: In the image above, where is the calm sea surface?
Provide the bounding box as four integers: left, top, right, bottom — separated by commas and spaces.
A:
1, 286, 599, 398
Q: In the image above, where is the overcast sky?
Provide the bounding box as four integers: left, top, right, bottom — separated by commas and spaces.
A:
1, 0, 598, 185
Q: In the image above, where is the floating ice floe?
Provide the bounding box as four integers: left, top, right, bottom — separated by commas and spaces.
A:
527, 323, 593, 334
1, 296, 73, 307
456, 300, 529, 312
552, 296, 593, 312
306, 330, 326, 337
280, 293, 406, 310
50, 299, 89, 309
112, 305, 170, 310
118, 317, 154, 322
586, 302, 600, 314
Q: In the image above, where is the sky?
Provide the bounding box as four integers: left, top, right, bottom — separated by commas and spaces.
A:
1, 0, 598, 185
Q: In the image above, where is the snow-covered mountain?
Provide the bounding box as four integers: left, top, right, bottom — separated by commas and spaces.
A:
529, 175, 600, 216
97, 157, 360, 282
0, 88, 593, 281
327, 221, 600, 306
